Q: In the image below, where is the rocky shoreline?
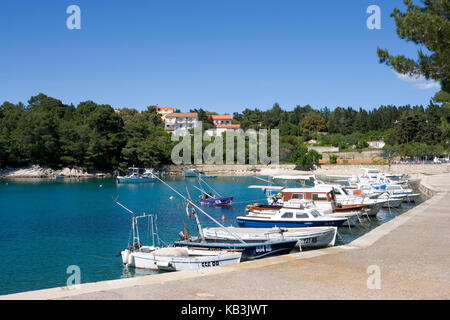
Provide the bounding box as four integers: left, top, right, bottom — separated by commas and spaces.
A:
1, 163, 449, 179
0, 165, 97, 178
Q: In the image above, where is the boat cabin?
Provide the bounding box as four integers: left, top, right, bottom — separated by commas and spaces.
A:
280, 186, 337, 203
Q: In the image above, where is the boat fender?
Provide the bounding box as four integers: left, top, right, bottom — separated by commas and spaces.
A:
122, 249, 130, 265
127, 252, 134, 266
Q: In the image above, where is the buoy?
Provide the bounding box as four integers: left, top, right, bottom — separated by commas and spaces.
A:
169, 196, 174, 200
99, 185, 103, 188
221, 214, 226, 221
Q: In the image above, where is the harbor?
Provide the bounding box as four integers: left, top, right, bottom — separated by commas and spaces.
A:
1, 170, 448, 299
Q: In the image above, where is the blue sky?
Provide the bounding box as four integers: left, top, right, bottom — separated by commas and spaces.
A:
0, 0, 441, 113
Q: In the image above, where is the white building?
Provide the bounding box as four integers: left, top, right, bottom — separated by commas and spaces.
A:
210, 114, 232, 126
164, 113, 199, 135
367, 140, 386, 149
156, 105, 174, 120
205, 124, 241, 137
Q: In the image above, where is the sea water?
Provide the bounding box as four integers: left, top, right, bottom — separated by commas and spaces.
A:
0, 176, 425, 295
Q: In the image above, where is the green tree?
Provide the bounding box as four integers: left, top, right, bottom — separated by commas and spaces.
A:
290, 143, 322, 169
300, 113, 327, 133
377, 0, 450, 93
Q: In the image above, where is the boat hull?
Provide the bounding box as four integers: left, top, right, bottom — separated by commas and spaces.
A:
400, 193, 420, 203
203, 227, 337, 249
122, 248, 242, 271
199, 196, 233, 206
117, 177, 155, 184
184, 172, 198, 177
236, 217, 347, 228
381, 198, 403, 208
174, 239, 298, 260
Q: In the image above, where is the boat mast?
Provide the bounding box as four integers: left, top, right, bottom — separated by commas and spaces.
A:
153, 175, 246, 244
197, 174, 222, 198
186, 187, 205, 242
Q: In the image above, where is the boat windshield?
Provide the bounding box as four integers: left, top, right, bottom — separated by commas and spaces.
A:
310, 210, 321, 217
281, 212, 293, 218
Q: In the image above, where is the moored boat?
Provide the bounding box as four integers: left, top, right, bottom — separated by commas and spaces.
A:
199, 195, 234, 206
123, 246, 242, 271
202, 226, 337, 249
237, 205, 350, 228
174, 237, 298, 260
118, 202, 242, 271
184, 168, 217, 179
117, 167, 156, 184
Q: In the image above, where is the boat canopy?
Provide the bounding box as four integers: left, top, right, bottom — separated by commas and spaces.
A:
248, 185, 284, 191
280, 185, 334, 193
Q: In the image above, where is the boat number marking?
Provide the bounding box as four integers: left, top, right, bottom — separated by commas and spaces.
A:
301, 237, 317, 244
201, 261, 220, 267
255, 245, 271, 253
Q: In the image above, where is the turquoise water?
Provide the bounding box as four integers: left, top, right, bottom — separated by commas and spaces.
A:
0, 176, 425, 295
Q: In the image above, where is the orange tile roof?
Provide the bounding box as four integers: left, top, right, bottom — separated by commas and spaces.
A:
216, 124, 241, 129
210, 114, 232, 120
165, 112, 198, 118
157, 106, 174, 111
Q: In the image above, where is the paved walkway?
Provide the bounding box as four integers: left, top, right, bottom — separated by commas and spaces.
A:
3, 173, 450, 300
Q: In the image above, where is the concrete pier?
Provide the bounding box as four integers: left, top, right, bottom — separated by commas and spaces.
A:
2, 173, 450, 300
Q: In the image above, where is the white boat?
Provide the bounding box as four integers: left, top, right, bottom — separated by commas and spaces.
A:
237, 205, 352, 228
202, 226, 337, 249
123, 246, 242, 271
322, 184, 386, 217
184, 168, 217, 178
385, 184, 420, 203
117, 201, 242, 271
117, 167, 156, 183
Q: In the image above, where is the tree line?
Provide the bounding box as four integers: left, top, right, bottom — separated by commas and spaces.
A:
0, 94, 174, 171
1, 93, 447, 171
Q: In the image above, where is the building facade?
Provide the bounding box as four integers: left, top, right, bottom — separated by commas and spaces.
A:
156, 105, 175, 120
205, 115, 241, 137
210, 115, 232, 126
164, 112, 199, 135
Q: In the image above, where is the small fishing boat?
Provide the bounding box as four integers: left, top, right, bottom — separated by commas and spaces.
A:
174, 238, 298, 260
378, 194, 404, 208
199, 195, 234, 206
202, 226, 337, 249
123, 246, 242, 271
117, 167, 156, 184
117, 201, 241, 271
309, 180, 385, 217
194, 176, 233, 206
184, 168, 217, 179
385, 184, 421, 203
